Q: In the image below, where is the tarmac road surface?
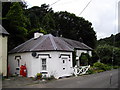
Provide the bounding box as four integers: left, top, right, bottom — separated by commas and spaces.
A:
25, 69, 119, 88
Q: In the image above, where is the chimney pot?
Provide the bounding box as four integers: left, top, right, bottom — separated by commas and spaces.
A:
34, 32, 43, 39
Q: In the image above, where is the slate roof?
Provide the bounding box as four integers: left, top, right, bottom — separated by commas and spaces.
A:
60, 37, 93, 50
0, 25, 9, 35
9, 34, 92, 53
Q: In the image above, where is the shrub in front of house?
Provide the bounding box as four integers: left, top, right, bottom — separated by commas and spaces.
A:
36, 73, 42, 80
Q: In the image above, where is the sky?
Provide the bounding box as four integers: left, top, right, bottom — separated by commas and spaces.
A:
24, 0, 119, 40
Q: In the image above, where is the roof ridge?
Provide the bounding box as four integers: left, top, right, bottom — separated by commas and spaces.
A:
30, 35, 48, 51
9, 38, 34, 53
49, 34, 57, 50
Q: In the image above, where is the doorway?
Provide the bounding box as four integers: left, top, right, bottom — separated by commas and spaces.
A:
62, 58, 68, 75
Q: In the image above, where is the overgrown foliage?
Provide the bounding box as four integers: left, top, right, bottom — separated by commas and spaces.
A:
87, 62, 113, 74
93, 62, 112, 71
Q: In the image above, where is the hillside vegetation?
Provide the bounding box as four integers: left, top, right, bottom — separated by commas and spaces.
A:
96, 33, 120, 66
97, 33, 120, 48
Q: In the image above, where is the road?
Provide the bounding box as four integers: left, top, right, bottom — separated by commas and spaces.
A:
25, 69, 119, 88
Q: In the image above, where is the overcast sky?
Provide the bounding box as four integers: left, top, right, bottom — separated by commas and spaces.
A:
24, 0, 119, 40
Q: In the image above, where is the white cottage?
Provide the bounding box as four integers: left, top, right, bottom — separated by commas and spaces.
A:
8, 33, 92, 78
0, 25, 9, 76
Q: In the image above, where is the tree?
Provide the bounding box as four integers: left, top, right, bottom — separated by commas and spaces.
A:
96, 45, 113, 64
2, 2, 12, 18
113, 48, 120, 65
5, 2, 30, 50
91, 51, 99, 65
25, 4, 54, 38
26, 4, 97, 48
96, 44, 120, 65
97, 33, 120, 48
54, 11, 97, 48
42, 13, 55, 33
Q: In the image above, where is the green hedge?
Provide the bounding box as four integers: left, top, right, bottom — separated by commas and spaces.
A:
93, 62, 112, 71
87, 62, 114, 74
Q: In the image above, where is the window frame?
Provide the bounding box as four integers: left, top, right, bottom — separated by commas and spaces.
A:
41, 58, 47, 70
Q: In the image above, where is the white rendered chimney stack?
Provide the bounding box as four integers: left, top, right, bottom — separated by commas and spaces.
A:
34, 32, 43, 39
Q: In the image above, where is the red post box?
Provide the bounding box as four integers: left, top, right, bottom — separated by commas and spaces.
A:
20, 65, 27, 77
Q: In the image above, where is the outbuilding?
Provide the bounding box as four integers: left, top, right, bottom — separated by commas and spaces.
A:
8, 33, 92, 78
0, 25, 9, 76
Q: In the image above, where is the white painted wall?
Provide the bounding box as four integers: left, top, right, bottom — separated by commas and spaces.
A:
8, 53, 32, 77
8, 51, 73, 78
76, 50, 92, 57
0, 35, 8, 76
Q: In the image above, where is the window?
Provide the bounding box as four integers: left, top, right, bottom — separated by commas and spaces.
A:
17, 59, 20, 67
42, 58, 46, 70
63, 60, 65, 63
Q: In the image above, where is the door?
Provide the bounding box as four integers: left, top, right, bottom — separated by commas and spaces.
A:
16, 59, 20, 75
62, 58, 68, 75
15, 56, 21, 75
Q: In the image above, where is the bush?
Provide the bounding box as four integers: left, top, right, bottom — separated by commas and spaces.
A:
93, 62, 112, 71
95, 70, 104, 73
87, 69, 95, 74
113, 66, 120, 69
36, 73, 42, 80
93, 62, 105, 70
103, 64, 112, 71
86, 67, 96, 74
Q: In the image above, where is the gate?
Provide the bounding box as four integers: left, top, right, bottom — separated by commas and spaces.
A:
74, 65, 90, 76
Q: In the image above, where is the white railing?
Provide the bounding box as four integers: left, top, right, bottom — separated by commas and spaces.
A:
74, 65, 90, 76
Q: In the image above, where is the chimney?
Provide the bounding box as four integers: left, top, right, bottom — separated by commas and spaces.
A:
60, 34, 62, 37
79, 37, 83, 42
34, 32, 43, 39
